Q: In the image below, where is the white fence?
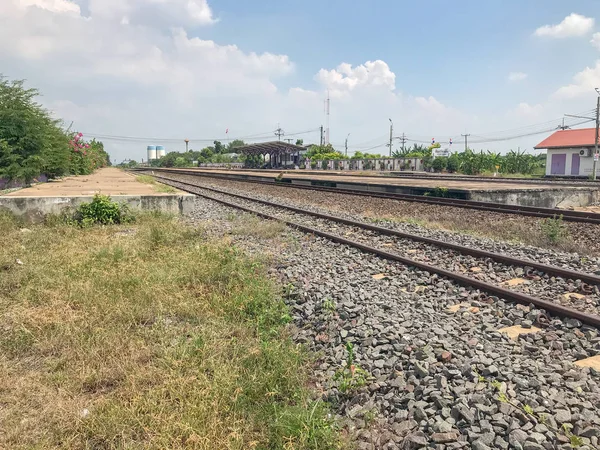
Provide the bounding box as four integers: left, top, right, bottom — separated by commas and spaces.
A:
198, 162, 245, 169
304, 158, 424, 172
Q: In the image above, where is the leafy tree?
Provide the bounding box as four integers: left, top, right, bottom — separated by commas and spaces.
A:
213, 140, 225, 154
352, 151, 383, 160
226, 139, 245, 152
305, 144, 346, 161
0, 76, 71, 183
295, 139, 304, 146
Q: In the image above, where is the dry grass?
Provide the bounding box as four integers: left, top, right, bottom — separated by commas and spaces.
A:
0, 212, 339, 449
136, 174, 178, 193
231, 215, 288, 240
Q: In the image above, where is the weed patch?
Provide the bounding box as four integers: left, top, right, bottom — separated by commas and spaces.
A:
73, 194, 135, 226
231, 214, 288, 239
136, 174, 177, 193
0, 214, 340, 449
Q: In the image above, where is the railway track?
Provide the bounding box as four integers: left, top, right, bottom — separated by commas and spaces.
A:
140, 168, 600, 224
147, 172, 600, 328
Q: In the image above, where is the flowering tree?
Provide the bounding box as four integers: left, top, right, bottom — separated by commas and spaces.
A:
69, 133, 110, 175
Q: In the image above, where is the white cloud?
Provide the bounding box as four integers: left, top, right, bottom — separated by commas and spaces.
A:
86, 0, 217, 26
555, 60, 600, 98
508, 72, 528, 82
592, 32, 600, 50
19, 0, 80, 14
315, 60, 396, 97
513, 102, 543, 117
534, 13, 594, 38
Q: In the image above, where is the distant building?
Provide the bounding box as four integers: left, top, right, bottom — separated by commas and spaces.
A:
535, 128, 599, 177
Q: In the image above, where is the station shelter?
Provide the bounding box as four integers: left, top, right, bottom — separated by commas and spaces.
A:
237, 141, 307, 168
535, 128, 599, 177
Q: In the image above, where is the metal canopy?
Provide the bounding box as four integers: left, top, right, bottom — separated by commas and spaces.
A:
237, 141, 306, 156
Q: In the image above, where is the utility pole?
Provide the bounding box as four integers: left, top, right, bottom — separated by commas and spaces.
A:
389, 119, 394, 156
594, 90, 600, 180
345, 133, 350, 157
320, 125, 324, 146
274, 124, 285, 141
461, 133, 470, 152
397, 133, 407, 151
285, 138, 293, 144
565, 90, 600, 180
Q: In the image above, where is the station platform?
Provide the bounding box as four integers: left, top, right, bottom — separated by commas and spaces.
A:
0, 168, 194, 221
165, 168, 600, 209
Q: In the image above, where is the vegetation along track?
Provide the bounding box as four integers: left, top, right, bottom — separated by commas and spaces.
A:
142, 168, 600, 224
145, 171, 600, 328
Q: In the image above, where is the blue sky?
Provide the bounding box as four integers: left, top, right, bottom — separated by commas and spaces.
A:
1, 0, 599, 162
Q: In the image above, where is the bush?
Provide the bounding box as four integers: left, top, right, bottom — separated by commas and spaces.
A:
447, 154, 460, 172
432, 157, 448, 172
74, 194, 135, 226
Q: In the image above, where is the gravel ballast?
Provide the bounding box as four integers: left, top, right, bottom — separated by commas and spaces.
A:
183, 193, 600, 450
148, 174, 600, 317
159, 172, 600, 256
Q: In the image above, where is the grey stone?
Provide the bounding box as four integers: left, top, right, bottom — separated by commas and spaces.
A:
414, 361, 429, 378
431, 432, 459, 444
554, 409, 572, 424
472, 441, 491, 450
509, 429, 528, 447
523, 443, 545, 450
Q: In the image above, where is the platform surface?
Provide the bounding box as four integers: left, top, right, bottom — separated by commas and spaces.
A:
3, 168, 178, 197
173, 169, 590, 192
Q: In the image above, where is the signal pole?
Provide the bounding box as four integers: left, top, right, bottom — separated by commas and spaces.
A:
461, 133, 470, 152
320, 125, 324, 146
388, 119, 393, 156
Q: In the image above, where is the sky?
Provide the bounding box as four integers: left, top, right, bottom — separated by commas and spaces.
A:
1, 0, 600, 163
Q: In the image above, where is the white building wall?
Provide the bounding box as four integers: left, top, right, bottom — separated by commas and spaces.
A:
546, 147, 599, 177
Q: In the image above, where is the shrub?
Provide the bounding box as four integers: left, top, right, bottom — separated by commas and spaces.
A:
74, 194, 135, 226
432, 157, 448, 172
447, 154, 460, 172
541, 215, 567, 244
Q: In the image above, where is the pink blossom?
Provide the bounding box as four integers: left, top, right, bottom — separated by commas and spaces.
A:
78, 132, 83, 137
85, 144, 90, 149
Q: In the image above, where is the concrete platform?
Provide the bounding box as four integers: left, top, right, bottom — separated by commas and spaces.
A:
161, 168, 600, 208
0, 168, 194, 221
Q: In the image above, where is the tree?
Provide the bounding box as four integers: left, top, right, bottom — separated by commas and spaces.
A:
0, 77, 71, 183
295, 139, 304, 146
226, 139, 245, 152
213, 140, 225, 154
304, 144, 346, 161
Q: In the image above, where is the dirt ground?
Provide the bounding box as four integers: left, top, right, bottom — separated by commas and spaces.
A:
3, 168, 179, 197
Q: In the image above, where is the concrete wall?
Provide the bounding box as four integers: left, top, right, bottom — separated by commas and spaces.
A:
0, 194, 195, 223
545, 148, 599, 177
469, 188, 600, 208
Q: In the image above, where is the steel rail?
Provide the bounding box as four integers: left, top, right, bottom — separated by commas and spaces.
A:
142, 168, 600, 224
154, 175, 600, 328
151, 173, 600, 286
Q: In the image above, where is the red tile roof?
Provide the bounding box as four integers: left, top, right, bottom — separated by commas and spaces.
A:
534, 128, 598, 149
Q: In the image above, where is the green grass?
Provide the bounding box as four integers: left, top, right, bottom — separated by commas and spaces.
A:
0, 211, 340, 449
136, 174, 178, 193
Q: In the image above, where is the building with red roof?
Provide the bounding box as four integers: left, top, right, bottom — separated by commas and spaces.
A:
534, 128, 599, 177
